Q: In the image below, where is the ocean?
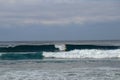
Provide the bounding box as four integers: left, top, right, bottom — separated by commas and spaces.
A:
0, 40, 120, 80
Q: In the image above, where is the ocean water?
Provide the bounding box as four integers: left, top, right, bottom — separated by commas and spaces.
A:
0, 40, 120, 80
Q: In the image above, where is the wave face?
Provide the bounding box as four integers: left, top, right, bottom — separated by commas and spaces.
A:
43, 49, 120, 59
66, 44, 119, 51
0, 45, 58, 52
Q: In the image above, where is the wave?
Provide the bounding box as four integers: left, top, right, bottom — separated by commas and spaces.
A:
0, 44, 119, 52
1, 49, 120, 60
0, 45, 58, 52
43, 49, 120, 59
66, 44, 119, 51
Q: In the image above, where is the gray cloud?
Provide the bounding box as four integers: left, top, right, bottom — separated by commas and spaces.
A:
0, 0, 120, 27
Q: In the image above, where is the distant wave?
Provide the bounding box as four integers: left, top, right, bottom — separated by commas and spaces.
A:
43, 49, 120, 59
0, 45, 58, 52
0, 44, 119, 52
66, 44, 119, 50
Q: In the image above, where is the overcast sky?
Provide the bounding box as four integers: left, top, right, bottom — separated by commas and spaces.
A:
0, 0, 120, 41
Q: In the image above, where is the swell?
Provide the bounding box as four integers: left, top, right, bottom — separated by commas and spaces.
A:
66, 44, 119, 51
0, 44, 119, 52
0, 45, 58, 52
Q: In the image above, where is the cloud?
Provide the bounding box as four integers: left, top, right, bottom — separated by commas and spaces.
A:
0, 0, 120, 27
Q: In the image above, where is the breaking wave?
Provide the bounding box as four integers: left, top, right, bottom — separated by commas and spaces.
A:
1, 49, 120, 60
43, 49, 120, 59
0, 44, 120, 60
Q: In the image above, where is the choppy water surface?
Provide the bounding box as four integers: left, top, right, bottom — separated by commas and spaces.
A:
0, 59, 120, 80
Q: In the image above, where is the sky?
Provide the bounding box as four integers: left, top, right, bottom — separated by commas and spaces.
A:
0, 0, 120, 41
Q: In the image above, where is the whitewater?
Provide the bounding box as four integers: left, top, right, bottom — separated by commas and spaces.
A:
43, 49, 120, 59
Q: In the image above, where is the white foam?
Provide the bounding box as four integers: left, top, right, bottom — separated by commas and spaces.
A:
55, 44, 66, 51
43, 49, 120, 59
